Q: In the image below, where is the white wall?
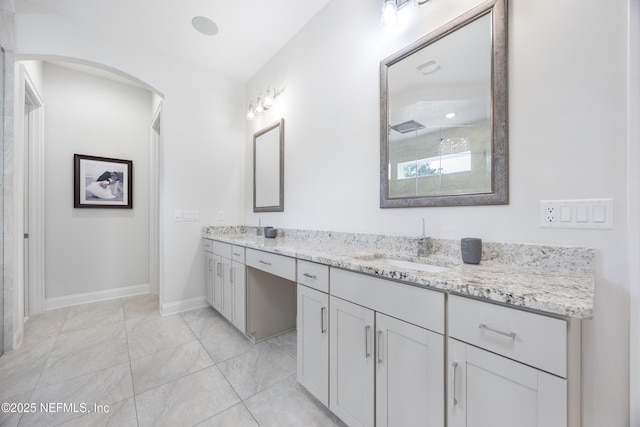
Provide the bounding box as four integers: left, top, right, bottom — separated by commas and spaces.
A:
42, 63, 152, 299
14, 9, 246, 312
245, 0, 630, 425
1, 0, 15, 352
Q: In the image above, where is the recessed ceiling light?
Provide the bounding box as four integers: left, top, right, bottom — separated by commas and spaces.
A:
192, 16, 219, 36
445, 112, 456, 119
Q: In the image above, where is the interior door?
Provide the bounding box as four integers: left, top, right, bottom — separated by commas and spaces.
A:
23, 98, 31, 317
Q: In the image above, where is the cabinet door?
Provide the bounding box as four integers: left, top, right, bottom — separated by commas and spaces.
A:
448, 338, 567, 427
212, 254, 224, 312
221, 258, 233, 320
376, 313, 444, 427
330, 296, 375, 427
205, 252, 214, 306
297, 284, 329, 406
230, 260, 246, 332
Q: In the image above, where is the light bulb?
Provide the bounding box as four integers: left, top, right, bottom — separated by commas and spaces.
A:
246, 103, 255, 120
264, 85, 275, 108
255, 93, 264, 113
381, 0, 398, 28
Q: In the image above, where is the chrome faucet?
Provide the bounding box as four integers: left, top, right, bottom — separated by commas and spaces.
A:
414, 218, 430, 257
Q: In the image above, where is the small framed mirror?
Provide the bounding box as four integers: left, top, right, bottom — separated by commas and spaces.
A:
254, 119, 284, 212
380, 0, 507, 207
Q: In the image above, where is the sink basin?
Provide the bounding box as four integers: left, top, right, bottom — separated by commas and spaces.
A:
356, 256, 449, 273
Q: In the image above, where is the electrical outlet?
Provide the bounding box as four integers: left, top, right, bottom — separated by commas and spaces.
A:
545, 206, 556, 223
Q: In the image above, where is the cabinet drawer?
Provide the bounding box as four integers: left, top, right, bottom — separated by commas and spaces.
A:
210, 240, 232, 258
246, 248, 296, 281
297, 260, 329, 293
448, 294, 567, 377
203, 238, 213, 253
330, 268, 444, 334
231, 246, 245, 263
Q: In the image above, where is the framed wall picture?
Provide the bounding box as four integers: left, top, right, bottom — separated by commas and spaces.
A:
74, 154, 133, 209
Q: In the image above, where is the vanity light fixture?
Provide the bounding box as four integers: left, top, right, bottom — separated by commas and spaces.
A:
246, 85, 278, 121
381, 0, 430, 28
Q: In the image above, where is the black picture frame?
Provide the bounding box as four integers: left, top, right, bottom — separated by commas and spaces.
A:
74, 154, 133, 209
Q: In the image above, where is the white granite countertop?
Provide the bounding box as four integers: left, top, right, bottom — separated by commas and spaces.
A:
203, 227, 595, 319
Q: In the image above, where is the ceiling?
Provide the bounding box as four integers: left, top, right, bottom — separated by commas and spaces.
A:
16, 0, 333, 82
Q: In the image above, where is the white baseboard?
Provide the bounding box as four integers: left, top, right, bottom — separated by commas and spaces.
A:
45, 283, 150, 310
161, 296, 208, 316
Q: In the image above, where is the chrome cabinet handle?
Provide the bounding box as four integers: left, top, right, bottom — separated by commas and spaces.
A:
230, 266, 235, 284
365, 325, 372, 358
259, 260, 272, 266
208, 259, 213, 272
377, 330, 383, 364
479, 323, 517, 340
451, 361, 458, 406
303, 273, 317, 279
216, 262, 222, 277
321, 307, 327, 334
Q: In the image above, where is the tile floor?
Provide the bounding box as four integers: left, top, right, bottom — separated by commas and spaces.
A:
0, 294, 345, 426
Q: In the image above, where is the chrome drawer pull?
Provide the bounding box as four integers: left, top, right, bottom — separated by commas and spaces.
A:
365, 325, 372, 358
451, 361, 458, 406
377, 330, 383, 364
479, 323, 516, 340
233, 252, 241, 257
320, 307, 327, 334
259, 260, 272, 266
303, 273, 317, 279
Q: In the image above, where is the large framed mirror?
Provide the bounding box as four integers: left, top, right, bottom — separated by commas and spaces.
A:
380, 0, 507, 207
254, 119, 284, 212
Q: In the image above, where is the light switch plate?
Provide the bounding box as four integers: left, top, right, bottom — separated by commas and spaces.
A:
183, 210, 200, 221
540, 199, 613, 229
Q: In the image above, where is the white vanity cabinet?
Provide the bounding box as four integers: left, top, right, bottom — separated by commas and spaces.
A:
203, 240, 214, 306
204, 239, 247, 334
447, 294, 581, 427
329, 268, 445, 427
297, 260, 330, 407
229, 246, 246, 332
